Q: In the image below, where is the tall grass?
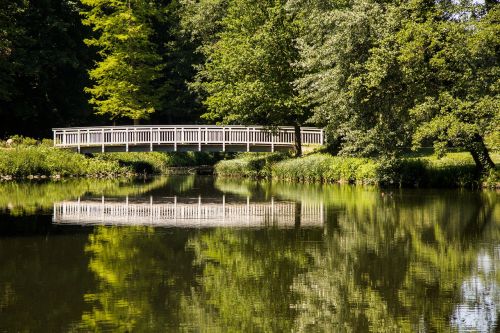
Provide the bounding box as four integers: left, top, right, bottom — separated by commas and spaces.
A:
0, 137, 223, 179
215, 152, 499, 188
214, 152, 289, 178
0, 146, 127, 178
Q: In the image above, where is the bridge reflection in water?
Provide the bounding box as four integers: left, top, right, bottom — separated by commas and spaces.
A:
52, 195, 324, 228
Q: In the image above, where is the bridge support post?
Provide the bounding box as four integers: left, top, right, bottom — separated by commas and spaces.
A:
247, 128, 250, 152
150, 128, 153, 152
222, 127, 225, 152
174, 128, 177, 151
77, 129, 81, 153
101, 128, 105, 153
198, 127, 201, 151
126, 128, 129, 152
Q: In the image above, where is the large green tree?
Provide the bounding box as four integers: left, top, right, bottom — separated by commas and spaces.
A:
296, 0, 498, 169
182, 0, 310, 155
403, 1, 499, 172
0, 1, 24, 101
150, 0, 205, 124
0, 0, 94, 138
81, 0, 163, 123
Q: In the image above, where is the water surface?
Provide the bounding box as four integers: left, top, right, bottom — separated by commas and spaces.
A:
0, 176, 498, 332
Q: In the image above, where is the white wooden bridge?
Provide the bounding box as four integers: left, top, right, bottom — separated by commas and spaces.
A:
52, 125, 324, 153
53, 196, 324, 228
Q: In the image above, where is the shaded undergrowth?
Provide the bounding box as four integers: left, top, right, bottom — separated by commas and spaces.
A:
215, 152, 499, 188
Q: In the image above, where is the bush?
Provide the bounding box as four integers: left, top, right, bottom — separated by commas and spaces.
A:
96, 151, 222, 174
0, 136, 225, 179
7, 135, 38, 146
0, 146, 128, 178
215, 152, 289, 178
271, 154, 378, 184
215, 152, 498, 188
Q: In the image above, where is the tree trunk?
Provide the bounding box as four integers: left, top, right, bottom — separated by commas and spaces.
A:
133, 118, 140, 125
294, 124, 302, 157
469, 134, 495, 173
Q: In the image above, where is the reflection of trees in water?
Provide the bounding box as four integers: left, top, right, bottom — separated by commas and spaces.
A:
291, 191, 499, 332
75, 178, 498, 332
181, 228, 322, 332
0, 177, 172, 216
76, 226, 198, 332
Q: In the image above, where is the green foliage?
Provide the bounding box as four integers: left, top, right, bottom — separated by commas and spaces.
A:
215, 152, 289, 178
295, 0, 498, 169
80, 0, 163, 121
0, 146, 127, 178
404, 4, 500, 171
0, 177, 169, 215
271, 154, 379, 184
0, 0, 94, 138
183, 0, 309, 129
0, 133, 226, 178
5, 135, 38, 147
295, 0, 412, 156
215, 152, 499, 188
97, 151, 221, 174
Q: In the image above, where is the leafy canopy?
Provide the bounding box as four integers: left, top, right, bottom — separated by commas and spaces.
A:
81, 0, 163, 121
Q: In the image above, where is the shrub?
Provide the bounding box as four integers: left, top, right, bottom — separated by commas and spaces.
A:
271, 154, 379, 184
216, 151, 497, 188
96, 151, 222, 174
215, 152, 289, 178
0, 146, 127, 178
7, 135, 38, 146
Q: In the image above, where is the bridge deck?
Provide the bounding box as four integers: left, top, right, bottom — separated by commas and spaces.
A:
52, 125, 324, 153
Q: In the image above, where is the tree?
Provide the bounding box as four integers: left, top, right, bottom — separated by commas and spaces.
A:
0, 0, 24, 101
150, 0, 205, 125
80, 0, 163, 123
0, 0, 94, 138
181, 0, 310, 155
295, 0, 413, 157
404, 1, 499, 172
296, 0, 498, 169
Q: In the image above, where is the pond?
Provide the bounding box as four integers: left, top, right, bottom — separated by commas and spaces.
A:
0, 176, 498, 332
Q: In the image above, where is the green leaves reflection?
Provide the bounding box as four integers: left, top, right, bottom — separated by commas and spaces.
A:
77, 226, 197, 332
0, 176, 191, 216
78, 179, 499, 332
183, 228, 320, 332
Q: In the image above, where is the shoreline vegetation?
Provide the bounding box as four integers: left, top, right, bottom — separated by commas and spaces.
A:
1, 137, 498, 189
0, 137, 219, 180
215, 151, 500, 189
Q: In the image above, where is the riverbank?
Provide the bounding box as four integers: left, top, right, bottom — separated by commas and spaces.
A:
2, 137, 498, 188
0, 138, 220, 180
215, 152, 500, 188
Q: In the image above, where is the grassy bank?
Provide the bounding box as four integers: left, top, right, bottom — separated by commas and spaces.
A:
215, 152, 500, 188
0, 137, 221, 179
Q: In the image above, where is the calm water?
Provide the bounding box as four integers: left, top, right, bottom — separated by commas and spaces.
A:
0, 176, 499, 332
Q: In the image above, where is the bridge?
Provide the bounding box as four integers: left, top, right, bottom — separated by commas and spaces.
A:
53, 195, 324, 228
52, 125, 324, 153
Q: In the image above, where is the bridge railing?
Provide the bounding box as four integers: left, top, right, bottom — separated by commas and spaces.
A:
52, 125, 324, 151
